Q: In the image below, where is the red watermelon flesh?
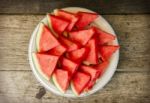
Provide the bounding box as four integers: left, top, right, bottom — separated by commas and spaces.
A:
71, 72, 91, 95
93, 27, 116, 45
80, 65, 99, 90
69, 28, 95, 46
84, 38, 98, 64
67, 47, 89, 63
61, 57, 79, 78
36, 23, 60, 52
47, 14, 69, 35
59, 36, 80, 52
52, 69, 69, 93
76, 12, 98, 29
99, 45, 119, 60
54, 9, 78, 31
47, 44, 66, 56
32, 53, 59, 80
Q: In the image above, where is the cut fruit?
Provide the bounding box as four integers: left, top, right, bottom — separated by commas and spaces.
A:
32, 53, 59, 80
52, 69, 70, 93
93, 27, 116, 45
54, 9, 78, 31
76, 12, 98, 29
84, 38, 98, 64
99, 45, 119, 60
59, 36, 80, 52
36, 23, 60, 52
47, 44, 67, 56
60, 57, 79, 78
47, 14, 69, 35
69, 28, 95, 46
71, 72, 91, 95
67, 47, 89, 63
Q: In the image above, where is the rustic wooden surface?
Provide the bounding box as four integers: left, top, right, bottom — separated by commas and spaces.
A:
0, 0, 150, 103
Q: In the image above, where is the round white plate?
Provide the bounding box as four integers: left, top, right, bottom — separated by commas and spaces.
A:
28, 7, 119, 97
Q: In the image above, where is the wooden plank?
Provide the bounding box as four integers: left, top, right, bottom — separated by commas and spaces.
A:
0, 0, 149, 14
0, 15, 149, 71
0, 71, 149, 103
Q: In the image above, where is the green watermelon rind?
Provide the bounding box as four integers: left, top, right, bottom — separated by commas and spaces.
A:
32, 53, 49, 80
70, 81, 79, 96
52, 73, 65, 94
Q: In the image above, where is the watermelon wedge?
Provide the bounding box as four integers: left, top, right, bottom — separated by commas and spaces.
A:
52, 69, 70, 93
93, 27, 116, 45
60, 57, 79, 78
54, 9, 78, 31
59, 36, 80, 52
67, 47, 89, 63
69, 28, 95, 46
84, 38, 98, 64
47, 44, 66, 56
99, 45, 119, 60
36, 23, 60, 52
76, 12, 98, 29
71, 72, 91, 95
32, 53, 59, 80
47, 14, 69, 35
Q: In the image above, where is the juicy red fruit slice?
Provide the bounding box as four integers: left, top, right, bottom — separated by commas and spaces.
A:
84, 38, 98, 64
52, 69, 70, 93
36, 23, 60, 52
93, 27, 116, 45
99, 45, 119, 60
69, 28, 95, 46
47, 14, 69, 35
54, 9, 78, 31
76, 12, 98, 29
71, 72, 91, 95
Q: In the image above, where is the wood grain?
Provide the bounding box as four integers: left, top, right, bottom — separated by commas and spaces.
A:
0, 71, 149, 103
0, 0, 149, 14
0, 15, 149, 71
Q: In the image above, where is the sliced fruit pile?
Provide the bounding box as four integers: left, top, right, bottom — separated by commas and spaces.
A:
32, 9, 119, 95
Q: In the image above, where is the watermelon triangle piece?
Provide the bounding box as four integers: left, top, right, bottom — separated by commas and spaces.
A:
69, 28, 95, 46
71, 72, 91, 95
36, 23, 60, 52
67, 47, 89, 63
54, 9, 78, 31
47, 44, 67, 56
60, 57, 79, 78
52, 69, 70, 93
99, 45, 120, 60
76, 12, 98, 29
93, 27, 116, 45
84, 38, 98, 64
59, 36, 80, 52
32, 53, 59, 80
47, 14, 69, 35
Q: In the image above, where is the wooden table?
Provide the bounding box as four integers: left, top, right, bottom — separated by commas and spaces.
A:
0, 0, 150, 103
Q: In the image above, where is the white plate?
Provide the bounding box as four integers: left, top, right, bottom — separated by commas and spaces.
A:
28, 7, 119, 97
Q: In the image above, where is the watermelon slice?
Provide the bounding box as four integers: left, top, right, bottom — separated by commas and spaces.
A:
76, 12, 98, 29
99, 45, 119, 60
60, 57, 79, 78
80, 65, 99, 90
71, 72, 91, 95
47, 44, 66, 56
67, 47, 89, 63
54, 9, 78, 31
47, 14, 69, 35
52, 69, 70, 93
84, 38, 98, 64
93, 27, 116, 45
59, 36, 80, 52
69, 28, 95, 46
32, 53, 59, 80
36, 23, 60, 52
